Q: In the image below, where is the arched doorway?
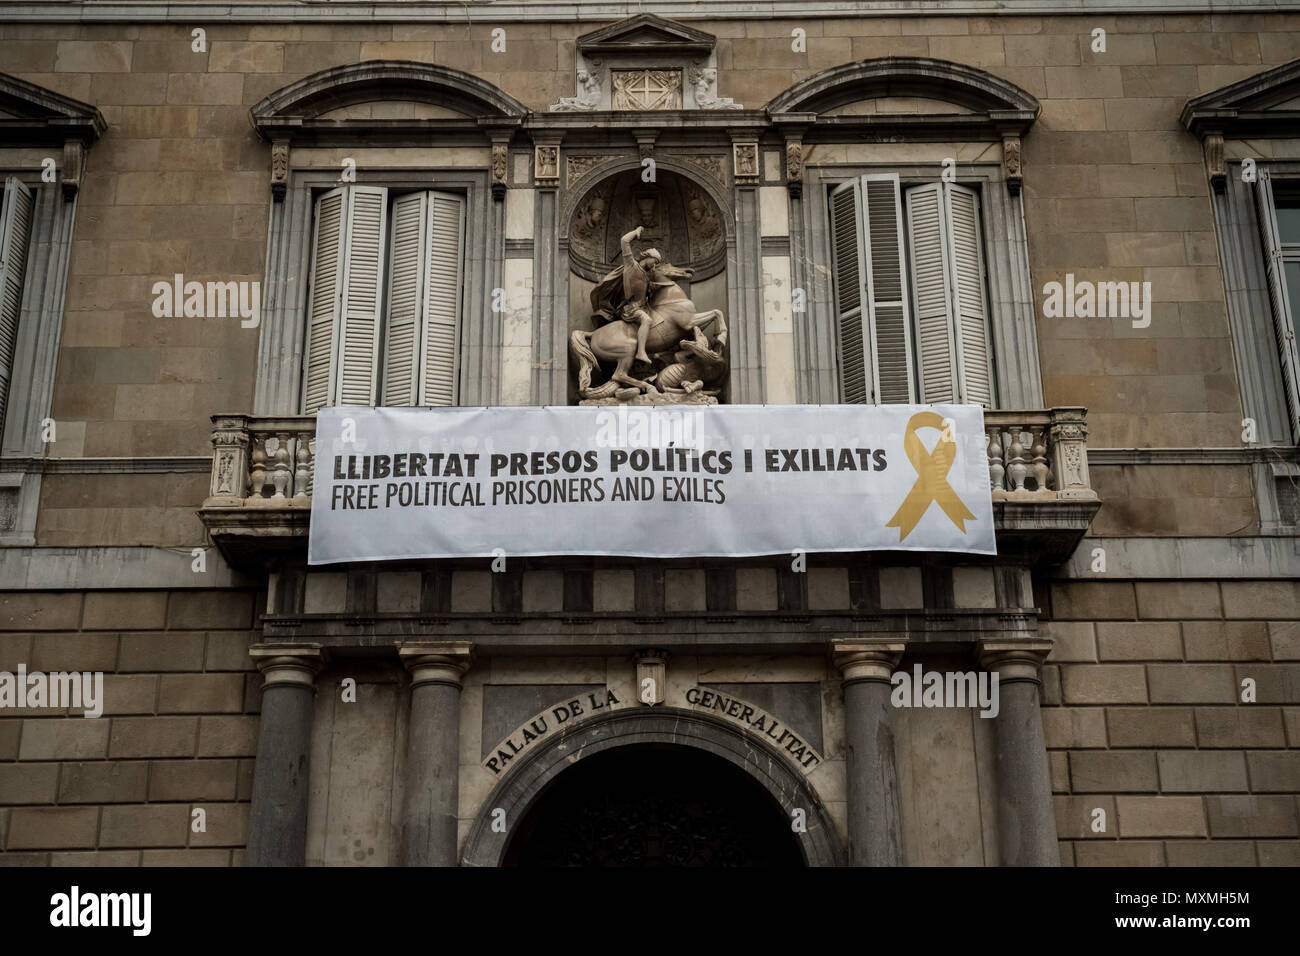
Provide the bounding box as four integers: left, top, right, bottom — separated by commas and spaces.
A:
461, 707, 845, 867
502, 745, 804, 867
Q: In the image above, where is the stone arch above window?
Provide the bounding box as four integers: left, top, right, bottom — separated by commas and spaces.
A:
766, 56, 1040, 121
250, 60, 528, 128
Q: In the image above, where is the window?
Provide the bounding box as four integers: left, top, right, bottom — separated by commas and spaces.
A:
1255, 171, 1300, 438
303, 185, 465, 413
0, 176, 34, 432
828, 173, 993, 407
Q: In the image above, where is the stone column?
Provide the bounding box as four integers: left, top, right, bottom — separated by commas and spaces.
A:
832, 640, 907, 866
399, 642, 472, 867
979, 640, 1059, 866
246, 643, 327, 867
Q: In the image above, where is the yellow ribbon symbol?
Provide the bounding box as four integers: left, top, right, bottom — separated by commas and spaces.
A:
886, 411, 976, 541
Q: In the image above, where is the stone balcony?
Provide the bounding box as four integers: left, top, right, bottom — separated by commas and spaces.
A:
199, 407, 1099, 570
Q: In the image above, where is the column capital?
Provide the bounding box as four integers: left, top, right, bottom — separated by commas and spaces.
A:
398, 641, 473, 688
831, 639, 907, 685
978, 639, 1052, 684
249, 643, 327, 687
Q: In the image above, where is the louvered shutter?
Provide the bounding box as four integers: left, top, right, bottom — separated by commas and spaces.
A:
905, 183, 956, 403
337, 186, 387, 406
829, 179, 868, 403
302, 186, 388, 412
303, 188, 346, 413
1255, 170, 1300, 437
861, 174, 915, 404
419, 192, 464, 406
0, 177, 35, 429
382, 192, 425, 405
905, 181, 994, 406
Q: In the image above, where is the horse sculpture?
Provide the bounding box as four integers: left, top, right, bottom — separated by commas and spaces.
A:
570, 225, 728, 402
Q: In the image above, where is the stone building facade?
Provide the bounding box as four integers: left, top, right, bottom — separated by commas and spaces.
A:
0, 1, 1297, 866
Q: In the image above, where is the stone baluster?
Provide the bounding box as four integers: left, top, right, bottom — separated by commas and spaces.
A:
306, 438, 317, 497
271, 432, 292, 498
1048, 407, 1096, 500
986, 426, 1005, 491
1029, 427, 1050, 492
294, 436, 312, 499
1005, 429, 1028, 491
249, 436, 268, 498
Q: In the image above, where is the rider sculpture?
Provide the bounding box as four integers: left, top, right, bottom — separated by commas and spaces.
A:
571, 225, 728, 403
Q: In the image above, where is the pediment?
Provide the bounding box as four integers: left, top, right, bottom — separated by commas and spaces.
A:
577, 14, 716, 57
1182, 58, 1300, 137
0, 71, 105, 144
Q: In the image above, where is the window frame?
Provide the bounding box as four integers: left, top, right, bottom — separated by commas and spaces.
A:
801, 160, 1040, 409
254, 167, 501, 417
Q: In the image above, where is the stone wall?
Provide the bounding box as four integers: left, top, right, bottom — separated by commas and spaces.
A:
3, 12, 1296, 545
0, 590, 261, 865
1043, 579, 1300, 865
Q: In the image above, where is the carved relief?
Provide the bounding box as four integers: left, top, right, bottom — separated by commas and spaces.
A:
535, 145, 560, 186
732, 142, 759, 183
1205, 133, 1226, 194
567, 154, 620, 190
491, 143, 508, 201
681, 154, 726, 186
688, 67, 740, 110
785, 140, 803, 196
612, 70, 682, 110
1003, 135, 1023, 196
550, 69, 602, 112
567, 169, 726, 284
270, 141, 289, 202
681, 179, 723, 262
570, 180, 615, 262
61, 140, 85, 201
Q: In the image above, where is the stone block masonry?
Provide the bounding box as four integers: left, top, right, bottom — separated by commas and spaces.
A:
1044, 579, 1300, 865
0, 590, 259, 865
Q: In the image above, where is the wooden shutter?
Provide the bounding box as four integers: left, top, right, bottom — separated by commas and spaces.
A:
302, 185, 387, 412
419, 192, 464, 406
861, 174, 915, 403
905, 183, 956, 403
382, 192, 425, 405
1255, 170, 1300, 437
337, 186, 387, 406
947, 183, 993, 405
905, 181, 994, 406
829, 174, 915, 404
303, 188, 345, 413
381, 190, 464, 407
829, 179, 869, 403
0, 177, 35, 428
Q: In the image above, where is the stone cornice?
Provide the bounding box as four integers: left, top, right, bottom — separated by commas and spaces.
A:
1088, 446, 1300, 466
0, 2, 1293, 23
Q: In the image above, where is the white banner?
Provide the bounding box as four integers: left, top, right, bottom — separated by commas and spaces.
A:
307, 404, 996, 564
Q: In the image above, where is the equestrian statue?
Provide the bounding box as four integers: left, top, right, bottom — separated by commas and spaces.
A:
569, 225, 728, 404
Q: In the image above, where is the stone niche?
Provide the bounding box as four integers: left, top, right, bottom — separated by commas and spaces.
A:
567, 168, 725, 285
566, 167, 731, 405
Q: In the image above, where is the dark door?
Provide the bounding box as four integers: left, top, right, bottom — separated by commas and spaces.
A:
502, 745, 804, 867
